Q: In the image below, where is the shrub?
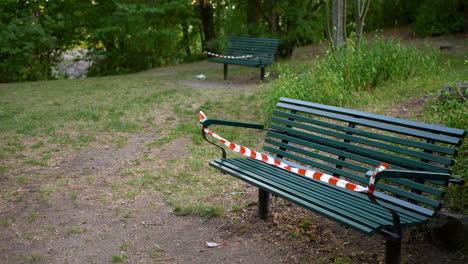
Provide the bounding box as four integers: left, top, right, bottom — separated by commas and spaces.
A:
0, 18, 57, 82
412, 0, 465, 37
84, 2, 193, 76
263, 37, 439, 115
424, 83, 468, 212
0, 0, 74, 82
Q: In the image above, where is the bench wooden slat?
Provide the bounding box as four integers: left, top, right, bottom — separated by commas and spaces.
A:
278, 97, 466, 138
229, 36, 280, 42
207, 58, 266, 67
272, 109, 458, 157
229, 37, 280, 41
265, 137, 371, 174
266, 131, 407, 170
227, 42, 279, 47
227, 43, 279, 48
227, 47, 277, 54
263, 144, 372, 182
224, 54, 274, 63
276, 102, 463, 145
373, 192, 435, 217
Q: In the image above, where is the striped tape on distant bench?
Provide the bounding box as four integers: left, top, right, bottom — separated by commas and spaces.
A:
203, 51, 259, 60
199, 111, 389, 194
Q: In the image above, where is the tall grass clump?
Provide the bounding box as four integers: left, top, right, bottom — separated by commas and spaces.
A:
264, 37, 439, 115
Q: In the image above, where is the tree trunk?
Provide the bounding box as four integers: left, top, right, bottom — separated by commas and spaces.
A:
355, 0, 371, 41
332, 0, 346, 46
182, 24, 191, 55
198, 0, 215, 51
269, 0, 278, 34
324, 0, 333, 45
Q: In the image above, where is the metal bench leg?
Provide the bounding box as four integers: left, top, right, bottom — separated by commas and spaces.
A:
258, 189, 270, 219
385, 228, 402, 264
370, 193, 402, 264
260, 67, 265, 82
224, 64, 228, 80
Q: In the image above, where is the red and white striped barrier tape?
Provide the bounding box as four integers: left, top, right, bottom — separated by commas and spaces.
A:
198, 111, 390, 194
203, 51, 259, 60
367, 163, 390, 194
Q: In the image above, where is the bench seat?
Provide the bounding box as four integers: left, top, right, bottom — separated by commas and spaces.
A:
207, 57, 265, 67
211, 158, 432, 235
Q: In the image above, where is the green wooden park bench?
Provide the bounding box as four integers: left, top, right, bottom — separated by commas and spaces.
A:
206, 37, 280, 81
200, 97, 466, 264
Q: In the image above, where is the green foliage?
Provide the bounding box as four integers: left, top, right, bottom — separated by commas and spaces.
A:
274, 1, 325, 57
85, 1, 198, 76
173, 202, 223, 223
426, 87, 467, 130
264, 37, 439, 115
413, 0, 465, 37
424, 84, 467, 212
364, 0, 424, 30
216, 0, 325, 58
0, 0, 77, 82
111, 254, 128, 263
0, 0, 202, 80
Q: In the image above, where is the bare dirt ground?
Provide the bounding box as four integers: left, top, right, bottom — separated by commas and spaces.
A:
0, 135, 282, 264
1, 31, 466, 264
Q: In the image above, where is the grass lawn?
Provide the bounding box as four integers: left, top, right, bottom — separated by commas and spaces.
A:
0, 33, 466, 263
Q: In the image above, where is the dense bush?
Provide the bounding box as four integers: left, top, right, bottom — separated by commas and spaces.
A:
364, 0, 424, 30
0, 18, 57, 82
412, 0, 465, 37
0, 0, 76, 82
425, 84, 468, 212
264, 37, 439, 114
85, 2, 195, 76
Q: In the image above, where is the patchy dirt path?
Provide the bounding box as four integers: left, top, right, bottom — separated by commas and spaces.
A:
0, 133, 282, 263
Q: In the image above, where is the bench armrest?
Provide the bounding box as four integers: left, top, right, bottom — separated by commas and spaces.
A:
199, 114, 264, 159
201, 118, 264, 130
365, 169, 451, 183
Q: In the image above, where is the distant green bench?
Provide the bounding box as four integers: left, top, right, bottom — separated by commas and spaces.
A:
200, 97, 466, 264
206, 37, 280, 81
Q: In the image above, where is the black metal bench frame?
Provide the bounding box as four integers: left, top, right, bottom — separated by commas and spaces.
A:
200, 97, 466, 264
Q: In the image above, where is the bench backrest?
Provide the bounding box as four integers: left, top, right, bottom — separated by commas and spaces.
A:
263, 97, 465, 211
226, 37, 280, 65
